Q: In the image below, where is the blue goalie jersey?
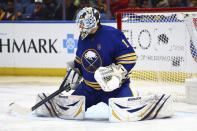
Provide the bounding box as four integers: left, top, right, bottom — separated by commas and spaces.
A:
74, 25, 137, 90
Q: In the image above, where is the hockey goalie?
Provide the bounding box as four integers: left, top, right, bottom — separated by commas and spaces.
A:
34, 7, 174, 122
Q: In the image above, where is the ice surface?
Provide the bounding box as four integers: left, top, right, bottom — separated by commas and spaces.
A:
0, 77, 197, 131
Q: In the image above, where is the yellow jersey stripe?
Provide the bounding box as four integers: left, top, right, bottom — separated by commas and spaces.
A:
74, 58, 81, 64
94, 88, 102, 90
84, 79, 101, 88
76, 55, 80, 60
116, 56, 137, 61
76, 56, 81, 61
84, 80, 99, 84
116, 53, 136, 60
117, 61, 136, 64
122, 39, 129, 48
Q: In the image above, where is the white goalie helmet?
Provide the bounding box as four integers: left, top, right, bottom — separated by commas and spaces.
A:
76, 7, 101, 40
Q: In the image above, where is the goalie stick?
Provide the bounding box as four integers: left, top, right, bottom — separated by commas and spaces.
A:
9, 76, 71, 115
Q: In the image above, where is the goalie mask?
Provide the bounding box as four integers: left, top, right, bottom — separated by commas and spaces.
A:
76, 7, 100, 40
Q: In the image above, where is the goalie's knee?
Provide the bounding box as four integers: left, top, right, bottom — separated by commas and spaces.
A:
35, 93, 85, 120
109, 94, 174, 122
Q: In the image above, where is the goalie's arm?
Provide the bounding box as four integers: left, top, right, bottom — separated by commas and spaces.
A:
66, 55, 82, 76
94, 30, 137, 92
114, 28, 137, 74
74, 55, 83, 75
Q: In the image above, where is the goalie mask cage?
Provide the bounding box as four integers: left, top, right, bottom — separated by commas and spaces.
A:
116, 7, 197, 102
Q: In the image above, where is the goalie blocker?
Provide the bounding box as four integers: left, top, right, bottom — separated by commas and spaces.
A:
109, 94, 174, 122
35, 93, 85, 120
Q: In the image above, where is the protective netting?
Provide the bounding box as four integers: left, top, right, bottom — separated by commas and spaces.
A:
117, 9, 197, 101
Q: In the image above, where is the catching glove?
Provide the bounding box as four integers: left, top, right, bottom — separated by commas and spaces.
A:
94, 63, 127, 92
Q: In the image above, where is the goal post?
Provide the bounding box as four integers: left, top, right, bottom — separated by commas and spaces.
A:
116, 7, 197, 101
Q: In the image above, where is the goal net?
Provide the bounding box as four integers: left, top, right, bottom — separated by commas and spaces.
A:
116, 7, 197, 102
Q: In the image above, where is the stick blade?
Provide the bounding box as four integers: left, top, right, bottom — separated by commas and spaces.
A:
9, 102, 32, 115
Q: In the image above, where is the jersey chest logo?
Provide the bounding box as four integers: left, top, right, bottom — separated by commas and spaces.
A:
81, 49, 102, 73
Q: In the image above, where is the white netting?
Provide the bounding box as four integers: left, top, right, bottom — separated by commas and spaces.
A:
118, 10, 197, 102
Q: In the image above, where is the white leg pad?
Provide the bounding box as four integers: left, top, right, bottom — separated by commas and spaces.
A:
109, 94, 174, 122
35, 93, 85, 120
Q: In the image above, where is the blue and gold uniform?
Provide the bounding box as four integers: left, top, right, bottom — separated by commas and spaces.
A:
72, 25, 137, 110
